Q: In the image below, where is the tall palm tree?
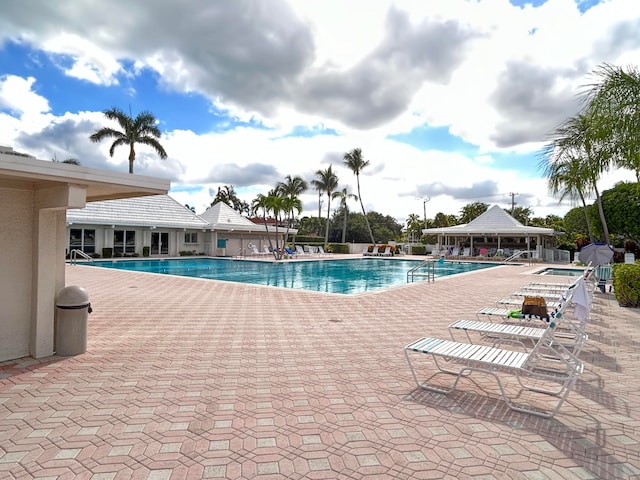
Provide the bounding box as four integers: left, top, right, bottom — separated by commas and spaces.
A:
280, 195, 303, 247
276, 175, 308, 229
343, 148, 375, 244
315, 165, 339, 248
540, 112, 611, 243
277, 175, 308, 198
539, 154, 595, 242
584, 63, 640, 181
332, 186, 358, 243
252, 192, 284, 260
309, 178, 324, 221
89, 107, 167, 174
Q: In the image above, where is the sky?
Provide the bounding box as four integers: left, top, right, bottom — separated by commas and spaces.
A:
0, 0, 638, 225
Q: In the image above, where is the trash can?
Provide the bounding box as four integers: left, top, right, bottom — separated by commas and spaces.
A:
55, 286, 92, 356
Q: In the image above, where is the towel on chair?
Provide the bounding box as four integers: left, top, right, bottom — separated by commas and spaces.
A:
572, 277, 590, 323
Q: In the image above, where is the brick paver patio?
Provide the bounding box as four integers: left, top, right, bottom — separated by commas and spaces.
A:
1, 259, 639, 479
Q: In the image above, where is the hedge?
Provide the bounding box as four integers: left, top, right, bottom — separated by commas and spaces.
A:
612, 262, 640, 307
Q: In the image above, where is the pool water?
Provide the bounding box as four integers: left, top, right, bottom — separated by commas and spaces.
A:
535, 267, 586, 277
86, 258, 500, 295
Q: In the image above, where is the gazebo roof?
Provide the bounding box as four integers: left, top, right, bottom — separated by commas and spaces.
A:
423, 205, 557, 236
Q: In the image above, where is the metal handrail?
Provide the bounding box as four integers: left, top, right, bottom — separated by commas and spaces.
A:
69, 249, 93, 265
502, 250, 533, 264
407, 259, 435, 283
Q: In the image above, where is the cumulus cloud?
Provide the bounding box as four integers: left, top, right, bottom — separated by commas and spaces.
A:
0, 0, 638, 221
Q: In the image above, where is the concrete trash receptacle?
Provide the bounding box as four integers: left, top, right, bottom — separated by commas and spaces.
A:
55, 286, 92, 356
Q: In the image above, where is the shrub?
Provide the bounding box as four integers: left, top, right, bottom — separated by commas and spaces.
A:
102, 247, 113, 258
330, 243, 350, 254
612, 263, 640, 307
410, 245, 427, 255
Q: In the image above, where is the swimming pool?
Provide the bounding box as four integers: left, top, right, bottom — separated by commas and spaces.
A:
534, 267, 586, 277
85, 258, 500, 295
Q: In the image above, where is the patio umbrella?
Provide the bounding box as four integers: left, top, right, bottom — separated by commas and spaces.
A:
578, 242, 614, 266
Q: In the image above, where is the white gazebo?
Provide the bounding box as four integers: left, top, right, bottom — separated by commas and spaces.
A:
422, 205, 560, 258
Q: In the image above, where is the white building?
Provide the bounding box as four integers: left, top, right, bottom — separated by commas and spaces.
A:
0, 148, 169, 362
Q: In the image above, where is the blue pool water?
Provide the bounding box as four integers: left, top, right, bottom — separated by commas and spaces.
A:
85, 258, 500, 295
535, 267, 585, 277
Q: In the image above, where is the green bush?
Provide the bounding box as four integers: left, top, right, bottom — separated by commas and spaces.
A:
143, 246, 150, 257
330, 243, 350, 254
409, 245, 427, 255
102, 247, 113, 258
612, 263, 640, 307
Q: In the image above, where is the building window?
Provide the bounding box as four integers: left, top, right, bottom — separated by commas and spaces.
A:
69, 228, 95, 254
184, 232, 198, 244
114, 230, 136, 254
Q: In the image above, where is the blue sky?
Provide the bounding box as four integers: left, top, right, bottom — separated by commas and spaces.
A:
0, 0, 637, 222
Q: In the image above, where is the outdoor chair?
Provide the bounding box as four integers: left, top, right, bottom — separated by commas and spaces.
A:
449, 280, 589, 356
404, 314, 584, 418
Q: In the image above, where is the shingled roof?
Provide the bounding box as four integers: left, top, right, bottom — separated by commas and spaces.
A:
67, 195, 209, 229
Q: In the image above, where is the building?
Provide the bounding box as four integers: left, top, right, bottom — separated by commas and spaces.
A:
0, 148, 169, 362
423, 205, 564, 261
66, 196, 294, 258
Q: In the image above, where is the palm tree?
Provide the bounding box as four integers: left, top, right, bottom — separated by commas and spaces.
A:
332, 186, 358, 243
276, 175, 308, 229
343, 148, 375, 244
584, 63, 640, 181
309, 178, 324, 221
252, 192, 284, 260
89, 107, 167, 174
539, 154, 595, 242
280, 195, 303, 248
406, 213, 423, 243
540, 112, 611, 243
314, 165, 339, 248
277, 175, 308, 198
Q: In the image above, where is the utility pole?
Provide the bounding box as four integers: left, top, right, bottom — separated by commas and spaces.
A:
422, 197, 430, 228
509, 192, 518, 216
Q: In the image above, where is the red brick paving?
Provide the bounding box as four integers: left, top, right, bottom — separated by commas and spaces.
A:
1, 259, 639, 479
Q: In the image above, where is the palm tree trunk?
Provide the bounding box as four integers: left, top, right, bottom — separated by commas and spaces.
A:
128, 144, 135, 174
324, 194, 331, 248
592, 182, 610, 244
356, 175, 375, 244
341, 207, 348, 243
262, 212, 276, 259
578, 190, 595, 242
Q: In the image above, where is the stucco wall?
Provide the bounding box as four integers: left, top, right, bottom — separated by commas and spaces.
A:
0, 188, 33, 361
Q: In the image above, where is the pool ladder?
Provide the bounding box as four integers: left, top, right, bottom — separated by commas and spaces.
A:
68, 249, 94, 265
407, 259, 435, 283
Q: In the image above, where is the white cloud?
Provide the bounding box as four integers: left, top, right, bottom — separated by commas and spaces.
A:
0, 0, 638, 224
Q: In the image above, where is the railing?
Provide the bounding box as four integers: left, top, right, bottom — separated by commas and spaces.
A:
543, 248, 571, 264
502, 250, 530, 264
69, 249, 93, 265
407, 259, 435, 283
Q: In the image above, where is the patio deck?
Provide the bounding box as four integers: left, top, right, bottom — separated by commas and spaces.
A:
1, 261, 639, 479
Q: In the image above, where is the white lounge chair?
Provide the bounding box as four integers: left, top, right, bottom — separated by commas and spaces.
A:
450, 282, 589, 355
404, 315, 584, 418
379, 246, 392, 257
295, 245, 309, 256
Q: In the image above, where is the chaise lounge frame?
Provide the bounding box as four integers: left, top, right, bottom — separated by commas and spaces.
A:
404, 319, 583, 418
